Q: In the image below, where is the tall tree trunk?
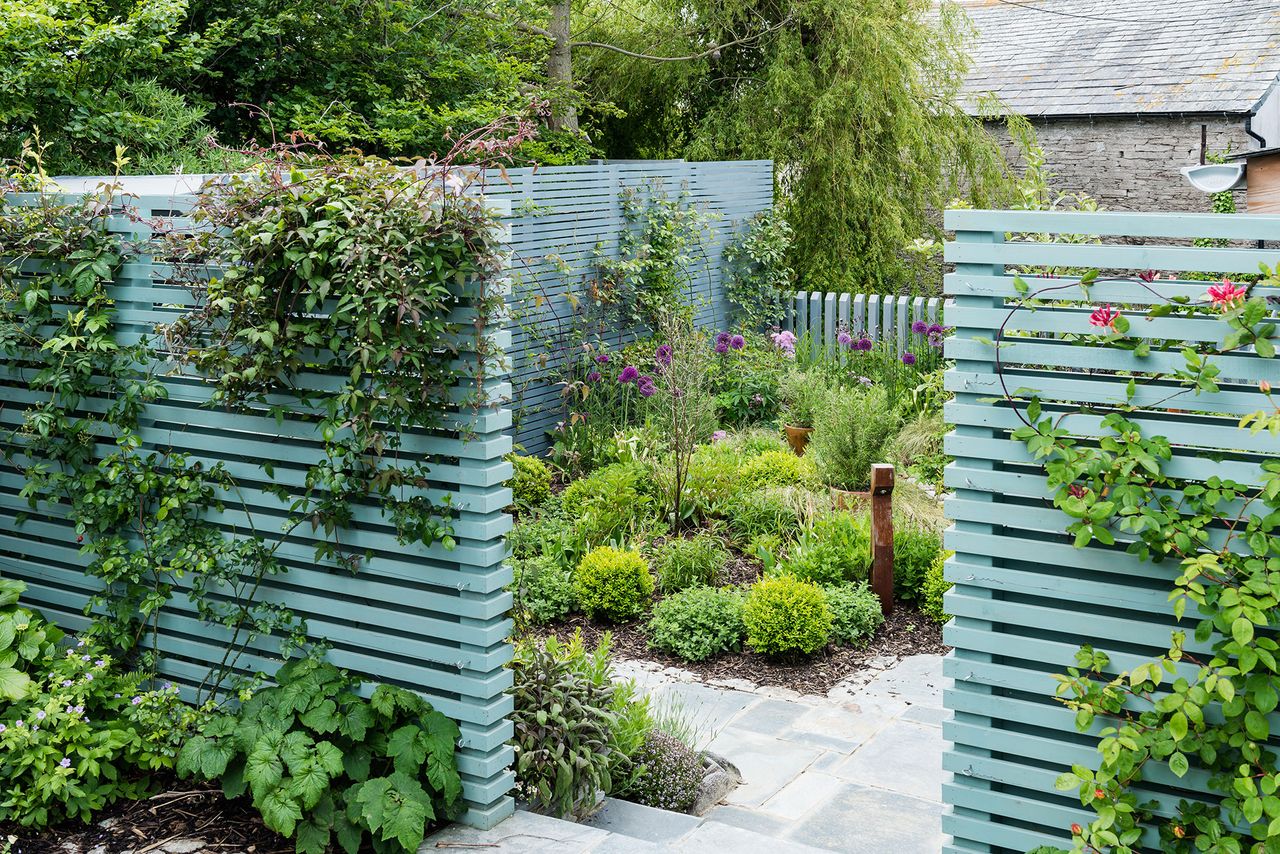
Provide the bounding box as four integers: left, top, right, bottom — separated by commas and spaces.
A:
546, 0, 578, 133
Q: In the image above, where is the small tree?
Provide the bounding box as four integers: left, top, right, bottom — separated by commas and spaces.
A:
652, 314, 717, 531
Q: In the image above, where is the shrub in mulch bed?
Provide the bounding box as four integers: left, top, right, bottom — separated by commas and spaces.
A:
0, 779, 292, 854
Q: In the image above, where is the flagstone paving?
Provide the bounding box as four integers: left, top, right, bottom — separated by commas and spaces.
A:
424, 652, 948, 853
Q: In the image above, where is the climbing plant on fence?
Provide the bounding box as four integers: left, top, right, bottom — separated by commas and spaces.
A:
0, 123, 525, 828
941, 209, 1280, 854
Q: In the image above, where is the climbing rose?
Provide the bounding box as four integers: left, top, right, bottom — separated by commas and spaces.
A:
1088, 304, 1120, 330
1071, 824, 1083, 836
618, 365, 640, 383
1206, 279, 1247, 308
901, 352, 916, 366
1262, 380, 1273, 394
729, 334, 745, 350
911, 320, 928, 334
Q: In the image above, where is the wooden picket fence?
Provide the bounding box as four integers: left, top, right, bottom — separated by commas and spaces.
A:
783, 290, 945, 358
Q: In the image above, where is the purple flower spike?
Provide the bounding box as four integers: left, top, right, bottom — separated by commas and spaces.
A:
901, 352, 917, 366
729, 334, 745, 351
618, 365, 640, 384
587, 370, 601, 382
911, 320, 928, 334
655, 344, 673, 367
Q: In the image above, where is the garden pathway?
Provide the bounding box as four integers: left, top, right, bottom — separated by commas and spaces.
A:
424, 652, 947, 853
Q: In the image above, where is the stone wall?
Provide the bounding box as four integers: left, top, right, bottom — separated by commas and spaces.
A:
987, 114, 1251, 213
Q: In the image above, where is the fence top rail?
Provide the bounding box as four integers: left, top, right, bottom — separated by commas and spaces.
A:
944, 208, 1280, 241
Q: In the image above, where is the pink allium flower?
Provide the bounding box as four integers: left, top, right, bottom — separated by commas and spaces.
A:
1088, 304, 1120, 330
1206, 279, 1247, 309
770, 330, 797, 355
712, 430, 728, 443
836, 331, 853, 348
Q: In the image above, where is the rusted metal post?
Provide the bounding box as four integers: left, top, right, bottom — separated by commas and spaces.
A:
870, 464, 895, 616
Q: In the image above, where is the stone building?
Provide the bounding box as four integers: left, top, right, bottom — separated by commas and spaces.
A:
959, 0, 1280, 212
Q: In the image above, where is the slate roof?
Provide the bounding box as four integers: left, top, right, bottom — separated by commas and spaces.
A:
959, 0, 1280, 117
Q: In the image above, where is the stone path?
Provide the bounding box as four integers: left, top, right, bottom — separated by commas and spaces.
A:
425, 653, 947, 853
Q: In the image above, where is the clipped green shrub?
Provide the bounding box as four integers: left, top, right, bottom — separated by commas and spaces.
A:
653, 534, 730, 593
823, 583, 884, 646
647, 586, 745, 662
779, 512, 871, 586
740, 449, 808, 490
619, 730, 704, 812
574, 547, 654, 622
513, 556, 576, 625
920, 550, 954, 624
561, 463, 658, 547
809, 385, 901, 491
894, 524, 944, 603
742, 575, 832, 657
506, 453, 552, 511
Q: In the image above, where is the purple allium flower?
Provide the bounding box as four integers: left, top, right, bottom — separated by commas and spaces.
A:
637, 376, 656, 397
59, 758, 71, 768
927, 323, 944, 336
714, 340, 729, 354
655, 344, 673, 367
911, 320, 928, 334
715, 332, 731, 346
837, 331, 853, 348
901, 352, 917, 366
729, 334, 745, 351
712, 430, 728, 443
595, 353, 610, 364
618, 365, 640, 384
587, 371, 601, 382
928, 331, 945, 349
856, 337, 873, 352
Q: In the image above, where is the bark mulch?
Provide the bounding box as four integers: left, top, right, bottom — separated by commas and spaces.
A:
533, 604, 948, 697
0, 779, 291, 854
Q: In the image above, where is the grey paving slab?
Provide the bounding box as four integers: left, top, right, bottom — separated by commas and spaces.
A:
423, 808, 609, 853
902, 703, 948, 727
653, 681, 760, 736
760, 771, 845, 821
792, 703, 897, 744
857, 654, 945, 706
788, 783, 945, 854
780, 728, 864, 754
729, 698, 811, 736
581, 797, 702, 844
584, 832, 668, 853
673, 820, 834, 854
699, 804, 793, 837
708, 727, 822, 807
829, 719, 944, 802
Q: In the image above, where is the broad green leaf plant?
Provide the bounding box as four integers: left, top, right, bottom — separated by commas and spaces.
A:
1005, 267, 1280, 852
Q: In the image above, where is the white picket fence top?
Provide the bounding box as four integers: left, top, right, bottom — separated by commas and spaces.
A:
783, 291, 946, 357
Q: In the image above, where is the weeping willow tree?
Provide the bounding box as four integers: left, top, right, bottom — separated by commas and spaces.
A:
578, 0, 1012, 292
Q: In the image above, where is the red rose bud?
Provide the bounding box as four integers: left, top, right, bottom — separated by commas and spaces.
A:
1262, 380, 1273, 394
1071, 823, 1083, 836
1094, 788, 1105, 799
76, 535, 83, 543
1173, 825, 1185, 839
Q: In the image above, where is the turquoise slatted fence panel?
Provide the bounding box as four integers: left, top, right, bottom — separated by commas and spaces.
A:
941, 209, 1280, 852
0, 186, 517, 829
784, 290, 944, 354
480, 160, 774, 453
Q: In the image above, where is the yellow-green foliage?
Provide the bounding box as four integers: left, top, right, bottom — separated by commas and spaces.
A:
742, 575, 832, 657
574, 547, 655, 622
507, 453, 552, 511
740, 449, 809, 490
920, 550, 953, 625
778, 512, 871, 586
560, 463, 657, 547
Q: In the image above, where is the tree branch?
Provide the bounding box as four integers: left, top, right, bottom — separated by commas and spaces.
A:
570, 16, 792, 61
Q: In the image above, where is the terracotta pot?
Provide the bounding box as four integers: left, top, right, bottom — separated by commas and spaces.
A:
829, 486, 870, 511
784, 425, 813, 456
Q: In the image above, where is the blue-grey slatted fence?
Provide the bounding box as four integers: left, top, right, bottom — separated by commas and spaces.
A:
1, 185, 517, 828
783, 290, 945, 359
941, 209, 1280, 852
481, 160, 774, 453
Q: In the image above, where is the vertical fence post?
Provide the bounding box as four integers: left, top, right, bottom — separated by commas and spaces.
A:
824, 291, 837, 356
852, 294, 866, 337
870, 464, 895, 616
809, 291, 823, 360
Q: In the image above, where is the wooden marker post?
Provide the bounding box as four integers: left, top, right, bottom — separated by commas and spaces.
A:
870, 464, 895, 616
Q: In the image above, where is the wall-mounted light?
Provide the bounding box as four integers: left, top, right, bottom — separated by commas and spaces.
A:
1180, 163, 1246, 193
